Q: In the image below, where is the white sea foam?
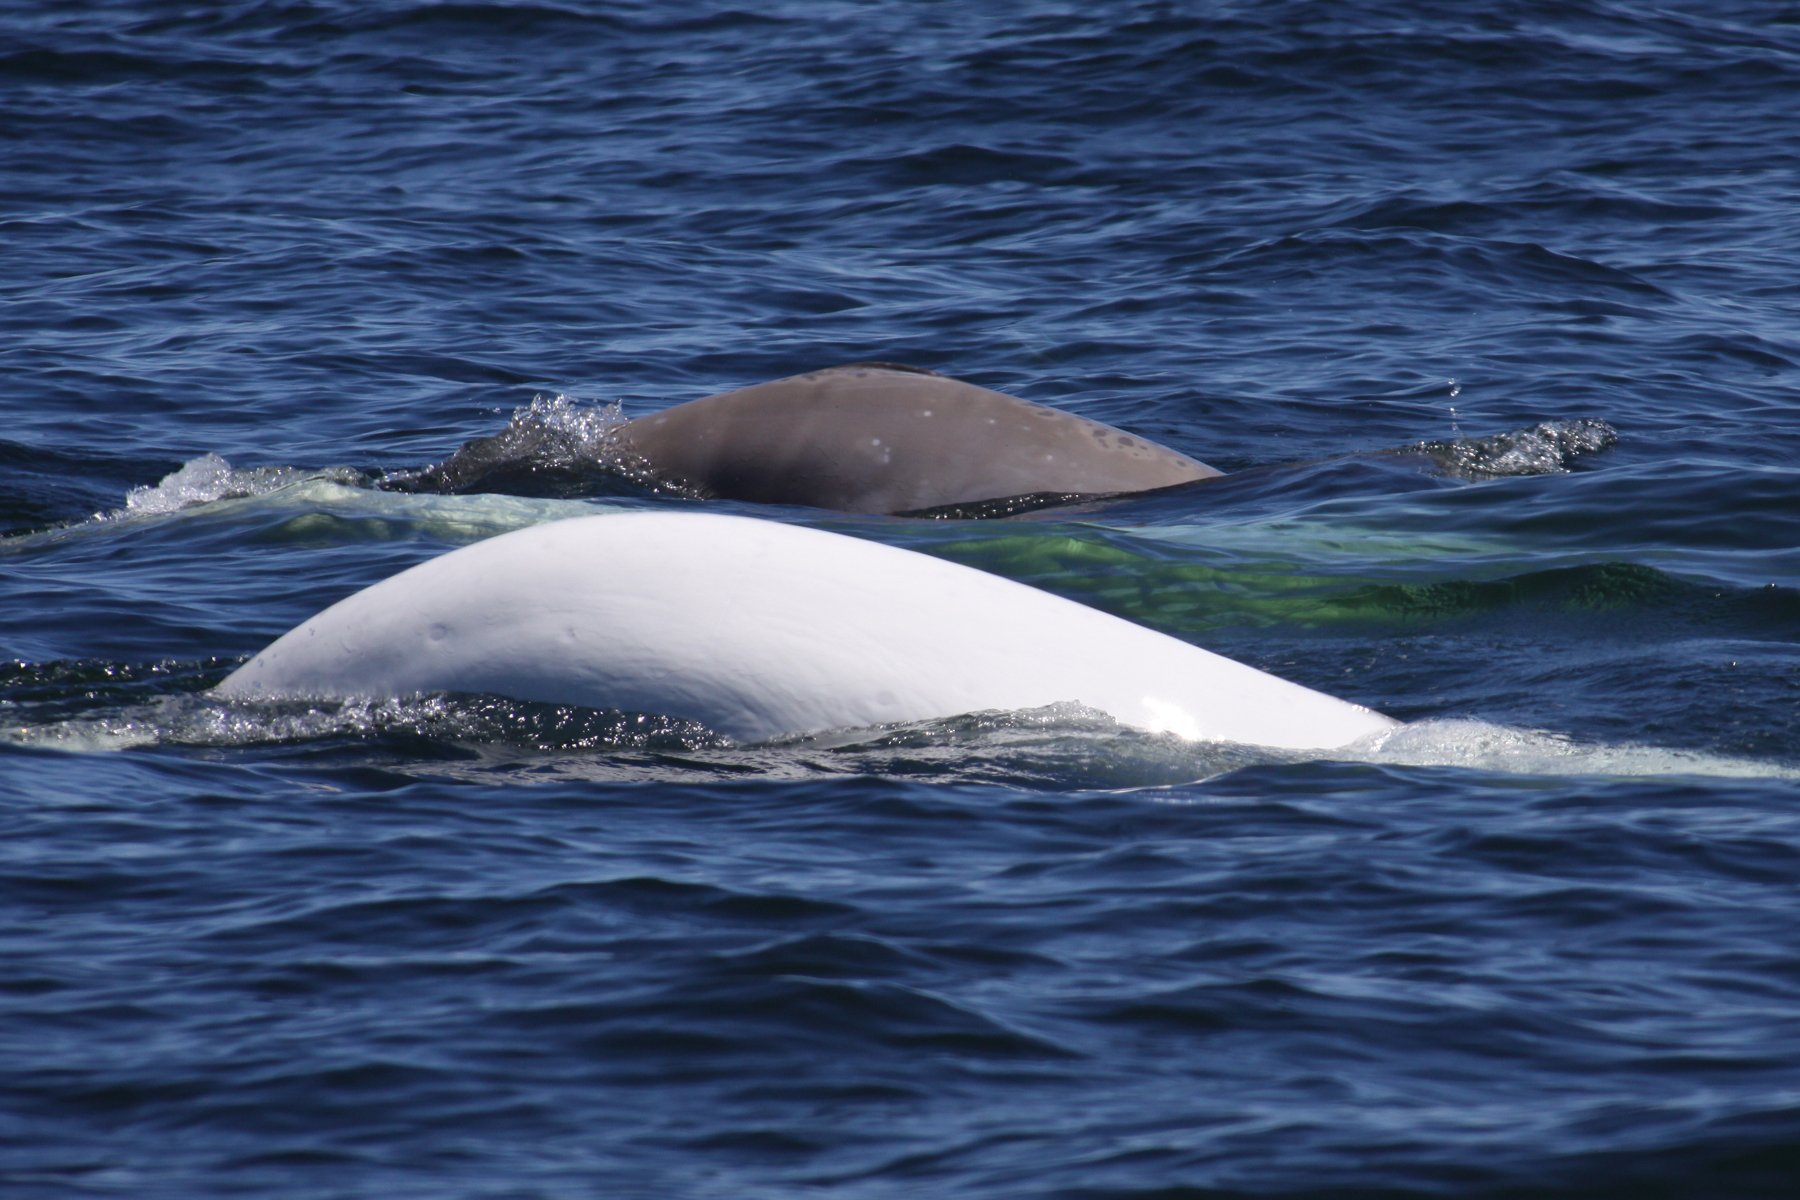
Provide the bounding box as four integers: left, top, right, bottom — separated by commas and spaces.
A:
120, 453, 364, 516
1352, 718, 1795, 780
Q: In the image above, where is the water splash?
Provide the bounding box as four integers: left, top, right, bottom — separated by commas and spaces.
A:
1408, 418, 1618, 479
379, 393, 697, 499
1354, 718, 1794, 780
92, 393, 683, 529
120, 453, 368, 516
464, 392, 628, 465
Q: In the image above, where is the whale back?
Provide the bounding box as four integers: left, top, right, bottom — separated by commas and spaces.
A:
216, 512, 1393, 750
614, 365, 1222, 514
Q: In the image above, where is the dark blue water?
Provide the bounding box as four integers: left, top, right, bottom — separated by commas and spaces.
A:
4, 2, 1799, 1196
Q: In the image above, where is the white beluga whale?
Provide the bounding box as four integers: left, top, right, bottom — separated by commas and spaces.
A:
217, 511, 1396, 750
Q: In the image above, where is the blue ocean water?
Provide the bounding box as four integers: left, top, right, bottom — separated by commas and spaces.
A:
3, 1, 1799, 1196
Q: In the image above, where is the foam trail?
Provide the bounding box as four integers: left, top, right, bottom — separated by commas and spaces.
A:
1355, 718, 1794, 780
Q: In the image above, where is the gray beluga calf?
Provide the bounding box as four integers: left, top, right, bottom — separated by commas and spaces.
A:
612, 363, 1223, 514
